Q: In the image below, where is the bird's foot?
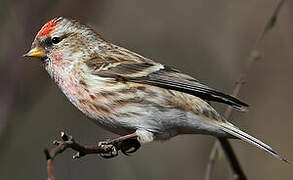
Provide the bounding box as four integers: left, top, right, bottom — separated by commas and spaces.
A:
98, 140, 118, 159
97, 136, 141, 158
120, 138, 141, 155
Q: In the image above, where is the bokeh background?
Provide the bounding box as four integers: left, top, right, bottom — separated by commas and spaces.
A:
0, 0, 292, 179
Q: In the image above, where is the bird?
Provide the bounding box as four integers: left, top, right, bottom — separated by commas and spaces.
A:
24, 17, 286, 161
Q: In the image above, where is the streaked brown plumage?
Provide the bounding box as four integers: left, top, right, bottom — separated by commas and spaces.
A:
24, 17, 286, 162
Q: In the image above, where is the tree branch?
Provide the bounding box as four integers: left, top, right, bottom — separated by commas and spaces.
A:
204, 0, 286, 179
44, 131, 132, 180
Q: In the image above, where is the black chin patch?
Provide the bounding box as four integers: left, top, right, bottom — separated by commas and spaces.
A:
41, 56, 50, 64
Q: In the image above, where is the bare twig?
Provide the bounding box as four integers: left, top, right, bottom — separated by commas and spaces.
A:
44, 131, 132, 180
204, 141, 220, 180
204, 0, 286, 179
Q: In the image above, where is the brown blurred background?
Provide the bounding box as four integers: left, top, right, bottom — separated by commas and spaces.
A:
0, 0, 292, 179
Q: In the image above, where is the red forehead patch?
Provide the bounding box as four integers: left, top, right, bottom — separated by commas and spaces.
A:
36, 19, 58, 38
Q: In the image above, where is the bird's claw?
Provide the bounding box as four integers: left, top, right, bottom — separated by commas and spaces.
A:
98, 138, 140, 158
120, 139, 141, 156
99, 144, 118, 159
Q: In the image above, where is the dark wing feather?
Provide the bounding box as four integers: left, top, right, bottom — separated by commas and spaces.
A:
92, 60, 248, 111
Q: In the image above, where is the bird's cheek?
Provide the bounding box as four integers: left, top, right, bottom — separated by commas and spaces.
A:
51, 52, 64, 66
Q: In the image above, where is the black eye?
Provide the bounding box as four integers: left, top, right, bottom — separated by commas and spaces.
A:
51, 37, 61, 44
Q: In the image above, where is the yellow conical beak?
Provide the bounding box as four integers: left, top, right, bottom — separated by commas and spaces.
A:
23, 47, 45, 58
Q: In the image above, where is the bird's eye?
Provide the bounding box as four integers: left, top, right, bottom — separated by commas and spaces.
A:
51, 37, 61, 44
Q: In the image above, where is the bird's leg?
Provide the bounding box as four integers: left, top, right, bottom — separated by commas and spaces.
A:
99, 132, 140, 158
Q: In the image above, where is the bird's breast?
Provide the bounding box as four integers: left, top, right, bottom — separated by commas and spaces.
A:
44, 61, 224, 137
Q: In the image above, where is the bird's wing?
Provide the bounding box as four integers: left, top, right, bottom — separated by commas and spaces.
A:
86, 55, 248, 111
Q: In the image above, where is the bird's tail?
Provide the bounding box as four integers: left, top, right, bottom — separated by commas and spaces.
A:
218, 122, 288, 163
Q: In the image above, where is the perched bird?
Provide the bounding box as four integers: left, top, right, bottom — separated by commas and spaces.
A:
25, 17, 285, 161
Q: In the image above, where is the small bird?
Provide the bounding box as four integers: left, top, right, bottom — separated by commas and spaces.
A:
25, 17, 286, 161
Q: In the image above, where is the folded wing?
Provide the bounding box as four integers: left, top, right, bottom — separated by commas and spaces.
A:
89, 59, 248, 111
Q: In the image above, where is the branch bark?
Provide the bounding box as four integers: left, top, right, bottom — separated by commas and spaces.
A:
44, 131, 134, 180
204, 0, 286, 180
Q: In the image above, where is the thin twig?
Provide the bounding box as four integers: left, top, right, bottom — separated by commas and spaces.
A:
204, 0, 286, 179
44, 131, 130, 180
217, 138, 246, 180
204, 141, 220, 180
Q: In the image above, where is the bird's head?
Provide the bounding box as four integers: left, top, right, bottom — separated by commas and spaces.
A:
24, 17, 101, 65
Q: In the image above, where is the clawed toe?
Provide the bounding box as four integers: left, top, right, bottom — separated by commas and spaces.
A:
98, 134, 140, 158
120, 139, 141, 156
99, 145, 118, 159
